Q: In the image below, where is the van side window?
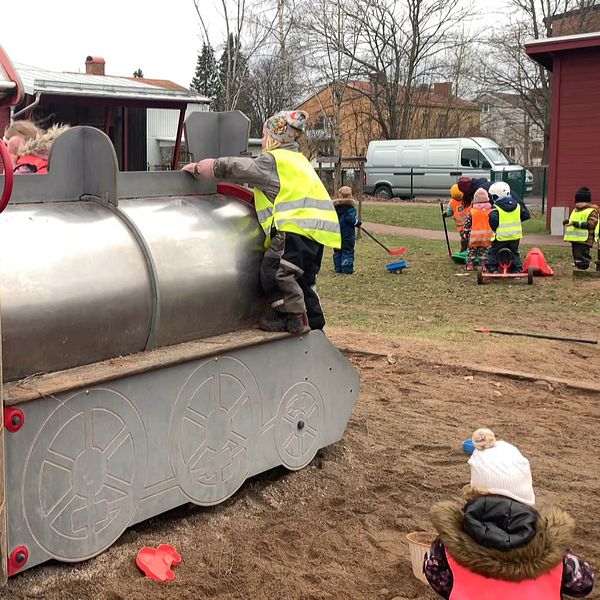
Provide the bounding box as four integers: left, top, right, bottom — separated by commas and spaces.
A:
461, 148, 486, 169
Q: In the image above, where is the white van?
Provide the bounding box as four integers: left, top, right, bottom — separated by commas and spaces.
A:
364, 137, 534, 199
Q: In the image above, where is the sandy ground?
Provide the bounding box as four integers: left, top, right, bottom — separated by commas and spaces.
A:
2, 330, 598, 600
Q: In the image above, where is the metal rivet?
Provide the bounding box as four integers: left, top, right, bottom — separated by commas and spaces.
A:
304, 349, 308, 354
11, 415, 21, 427
85, 390, 89, 395
297, 420, 305, 430
16, 552, 26, 564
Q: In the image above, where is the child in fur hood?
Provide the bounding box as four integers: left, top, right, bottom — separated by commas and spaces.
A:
12, 124, 70, 174
424, 428, 594, 599
333, 186, 361, 274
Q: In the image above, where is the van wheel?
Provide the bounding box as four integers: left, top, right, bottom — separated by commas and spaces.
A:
374, 185, 392, 200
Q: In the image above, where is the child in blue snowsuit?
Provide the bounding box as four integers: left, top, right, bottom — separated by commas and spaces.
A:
333, 186, 361, 274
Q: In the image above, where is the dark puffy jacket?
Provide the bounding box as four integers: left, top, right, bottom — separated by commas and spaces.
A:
489, 194, 531, 231
334, 199, 358, 234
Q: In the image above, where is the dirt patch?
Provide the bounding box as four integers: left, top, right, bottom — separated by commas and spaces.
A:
2, 332, 598, 600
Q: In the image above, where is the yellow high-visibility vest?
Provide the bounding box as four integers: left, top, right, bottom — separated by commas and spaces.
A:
564, 207, 599, 243
254, 149, 341, 249
495, 204, 522, 241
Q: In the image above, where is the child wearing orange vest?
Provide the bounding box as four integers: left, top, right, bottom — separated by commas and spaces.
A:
463, 187, 493, 271
443, 184, 471, 252
424, 428, 594, 600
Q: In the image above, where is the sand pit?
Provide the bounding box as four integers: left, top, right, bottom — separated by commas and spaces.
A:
2, 331, 598, 600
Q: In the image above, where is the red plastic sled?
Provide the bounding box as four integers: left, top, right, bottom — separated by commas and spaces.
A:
522, 247, 554, 276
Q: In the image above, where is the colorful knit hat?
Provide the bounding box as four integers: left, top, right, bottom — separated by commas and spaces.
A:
264, 110, 308, 143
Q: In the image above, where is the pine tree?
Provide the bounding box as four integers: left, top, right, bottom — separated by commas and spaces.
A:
214, 34, 249, 112
190, 43, 218, 99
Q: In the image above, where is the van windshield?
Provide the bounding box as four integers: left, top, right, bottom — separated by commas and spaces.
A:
483, 147, 516, 166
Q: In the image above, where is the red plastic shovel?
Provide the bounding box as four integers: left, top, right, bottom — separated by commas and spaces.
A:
360, 227, 406, 256
136, 544, 181, 582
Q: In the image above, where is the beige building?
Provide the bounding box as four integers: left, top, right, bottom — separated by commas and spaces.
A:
297, 81, 480, 158
477, 92, 545, 166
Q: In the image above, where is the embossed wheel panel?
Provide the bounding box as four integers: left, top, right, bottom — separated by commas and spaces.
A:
169, 357, 261, 505
23, 389, 147, 561
275, 382, 324, 470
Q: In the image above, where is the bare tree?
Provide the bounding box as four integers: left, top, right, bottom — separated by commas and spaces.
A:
300, 0, 364, 189
480, 0, 599, 163
192, 0, 273, 110
303, 0, 472, 147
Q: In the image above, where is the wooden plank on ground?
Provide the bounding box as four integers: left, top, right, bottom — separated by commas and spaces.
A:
4, 329, 289, 406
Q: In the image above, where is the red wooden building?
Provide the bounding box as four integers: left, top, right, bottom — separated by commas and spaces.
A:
526, 32, 600, 223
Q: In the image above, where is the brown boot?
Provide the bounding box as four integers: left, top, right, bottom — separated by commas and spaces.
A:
259, 314, 288, 332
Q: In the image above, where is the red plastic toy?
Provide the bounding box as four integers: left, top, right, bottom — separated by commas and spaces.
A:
522, 247, 554, 276
477, 247, 534, 285
136, 544, 181, 582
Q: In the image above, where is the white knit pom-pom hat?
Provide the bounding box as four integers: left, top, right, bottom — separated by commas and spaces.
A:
468, 428, 535, 506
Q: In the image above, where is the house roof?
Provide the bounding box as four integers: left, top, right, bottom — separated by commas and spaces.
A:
124, 77, 189, 91
526, 31, 600, 70
303, 80, 477, 110
14, 62, 209, 104
551, 3, 600, 21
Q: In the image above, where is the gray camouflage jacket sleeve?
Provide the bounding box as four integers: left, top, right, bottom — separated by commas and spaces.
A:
213, 153, 280, 203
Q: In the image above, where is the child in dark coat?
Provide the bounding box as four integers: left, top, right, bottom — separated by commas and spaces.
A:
487, 181, 530, 273
333, 186, 361, 274
424, 428, 594, 600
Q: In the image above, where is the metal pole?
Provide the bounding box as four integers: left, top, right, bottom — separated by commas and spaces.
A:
357, 161, 364, 240
474, 327, 598, 345
171, 107, 186, 171
521, 167, 526, 200
410, 168, 414, 200
541, 166, 547, 215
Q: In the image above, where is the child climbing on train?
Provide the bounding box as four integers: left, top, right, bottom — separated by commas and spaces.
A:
333, 186, 361, 274
442, 184, 470, 252
424, 428, 595, 600
463, 188, 493, 271
562, 186, 599, 270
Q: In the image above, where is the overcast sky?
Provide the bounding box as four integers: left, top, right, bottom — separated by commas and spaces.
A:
2, 0, 515, 88
2, 0, 216, 87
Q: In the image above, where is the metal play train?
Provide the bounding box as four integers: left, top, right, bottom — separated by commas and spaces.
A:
0, 50, 359, 582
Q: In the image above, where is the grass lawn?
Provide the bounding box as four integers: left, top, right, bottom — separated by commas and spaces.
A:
360, 203, 549, 235
319, 234, 599, 342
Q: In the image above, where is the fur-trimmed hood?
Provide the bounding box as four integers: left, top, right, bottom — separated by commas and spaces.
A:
17, 125, 70, 158
430, 500, 574, 582
333, 197, 356, 207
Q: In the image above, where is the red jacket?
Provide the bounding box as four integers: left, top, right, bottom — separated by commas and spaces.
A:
15, 154, 48, 174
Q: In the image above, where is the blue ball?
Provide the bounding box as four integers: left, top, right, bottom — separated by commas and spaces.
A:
463, 439, 475, 454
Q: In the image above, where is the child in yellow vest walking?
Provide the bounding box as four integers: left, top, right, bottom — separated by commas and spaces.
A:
562, 187, 599, 270
442, 184, 471, 252
463, 188, 493, 271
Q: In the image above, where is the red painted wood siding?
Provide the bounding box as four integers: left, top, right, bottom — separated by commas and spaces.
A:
550, 48, 600, 211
